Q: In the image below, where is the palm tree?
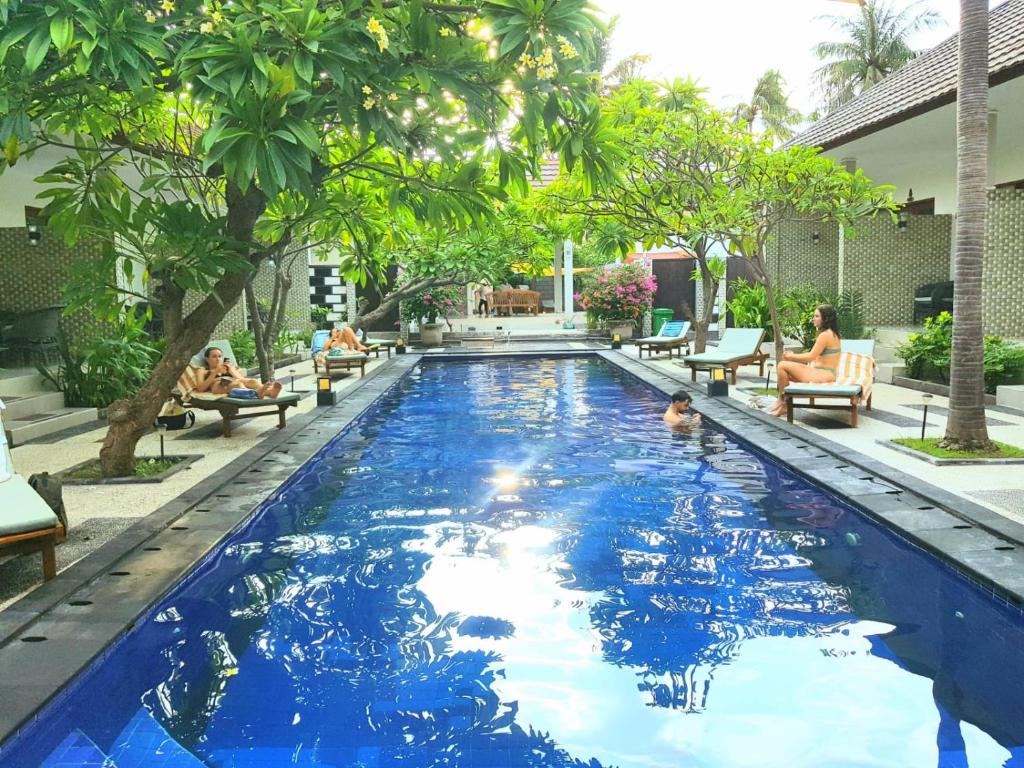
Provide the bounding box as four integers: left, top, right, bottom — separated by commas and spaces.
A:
942, 0, 994, 451
814, 0, 944, 111
734, 69, 802, 142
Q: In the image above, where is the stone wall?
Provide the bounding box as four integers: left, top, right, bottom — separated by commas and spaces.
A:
0, 226, 106, 347
0, 226, 103, 313
765, 219, 840, 294
985, 188, 1024, 338
0, 225, 311, 348
841, 214, 952, 327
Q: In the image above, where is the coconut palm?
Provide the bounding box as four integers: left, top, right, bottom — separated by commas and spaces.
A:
734, 69, 802, 142
814, 0, 944, 111
943, 0, 994, 450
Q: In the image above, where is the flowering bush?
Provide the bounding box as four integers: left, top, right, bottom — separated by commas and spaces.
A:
400, 284, 464, 326
575, 264, 657, 323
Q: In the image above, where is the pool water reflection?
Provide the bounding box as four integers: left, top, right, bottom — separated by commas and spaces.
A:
3, 357, 1023, 767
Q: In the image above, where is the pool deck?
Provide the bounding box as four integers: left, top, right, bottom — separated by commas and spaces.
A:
0, 342, 1022, 747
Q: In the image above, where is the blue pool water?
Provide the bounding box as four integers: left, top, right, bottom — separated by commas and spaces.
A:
3, 357, 1024, 767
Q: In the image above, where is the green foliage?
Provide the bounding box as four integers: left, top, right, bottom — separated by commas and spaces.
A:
64, 456, 184, 481
400, 284, 464, 326
983, 337, 1024, 393
779, 285, 869, 349
226, 329, 257, 368
273, 328, 303, 358
310, 304, 330, 325
895, 312, 952, 381
575, 264, 657, 322
38, 316, 161, 408
895, 312, 1024, 393
725, 279, 773, 340
892, 438, 1024, 460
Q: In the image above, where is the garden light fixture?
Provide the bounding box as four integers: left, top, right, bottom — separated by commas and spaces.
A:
155, 422, 167, 460
611, 333, 622, 350
317, 376, 336, 406
920, 393, 933, 440
396, 337, 406, 355
289, 368, 296, 392
707, 367, 729, 397
765, 361, 775, 391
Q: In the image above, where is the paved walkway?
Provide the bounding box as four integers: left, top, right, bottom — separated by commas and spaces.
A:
644, 354, 1024, 527
0, 356, 389, 607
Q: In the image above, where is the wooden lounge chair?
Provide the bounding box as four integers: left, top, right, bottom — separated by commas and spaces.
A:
0, 400, 62, 581
176, 340, 300, 437
782, 340, 876, 427
635, 321, 691, 359
680, 328, 768, 384
310, 330, 370, 377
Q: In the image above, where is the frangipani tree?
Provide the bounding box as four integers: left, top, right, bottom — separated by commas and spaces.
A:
0, 0, 612, 475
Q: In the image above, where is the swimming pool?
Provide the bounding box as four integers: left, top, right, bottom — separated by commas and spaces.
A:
3, 356, 1023, 767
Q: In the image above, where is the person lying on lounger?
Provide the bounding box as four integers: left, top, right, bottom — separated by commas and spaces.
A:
195, 346, 282, 399
663, 390, 701, 429
314, 328, 369, 365
768, 304, 841, 417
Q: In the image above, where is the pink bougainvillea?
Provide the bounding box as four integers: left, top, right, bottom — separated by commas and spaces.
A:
577, 264, 657, 322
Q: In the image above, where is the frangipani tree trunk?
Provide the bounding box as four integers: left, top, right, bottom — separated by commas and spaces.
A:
942, 0, 994, 451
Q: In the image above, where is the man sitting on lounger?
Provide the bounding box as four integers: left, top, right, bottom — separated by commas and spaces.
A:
195, 347, 282, 399
663, 390, 702, 429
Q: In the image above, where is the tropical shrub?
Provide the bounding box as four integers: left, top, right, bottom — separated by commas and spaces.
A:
575, 263, 657, 323
400, 285, 464, 327
310, 305, 330, 328
725, 279, 773, 340
227, 330, 257, 368
779, 285, 869, 349
895, 312, 1024, 392
39, 318, 161, 409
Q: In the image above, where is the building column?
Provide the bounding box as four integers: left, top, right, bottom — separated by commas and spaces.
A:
562, 239, 574, 316
553, 241, 564, 314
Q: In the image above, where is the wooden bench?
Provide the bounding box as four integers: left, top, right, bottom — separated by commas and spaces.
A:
492, 289, 541, 316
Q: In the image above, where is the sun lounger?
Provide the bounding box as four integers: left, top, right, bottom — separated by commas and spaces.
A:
176, 340, 300, 437
0, 399, 62, 581
680, 328, 768, 384
635, 321, 691, 359
310, 330, 370, 377
782, 340, 876, 427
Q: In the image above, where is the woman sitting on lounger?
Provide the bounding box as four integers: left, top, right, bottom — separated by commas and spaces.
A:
195, 347, 282, 399
314, 328, 369, 366
768, 304, 841, 417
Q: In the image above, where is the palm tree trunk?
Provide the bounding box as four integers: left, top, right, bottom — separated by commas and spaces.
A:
941, 0, 994, 451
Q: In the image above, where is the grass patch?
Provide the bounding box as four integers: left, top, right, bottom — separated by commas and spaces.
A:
750, 387, 779, 397
64, 456, 183, 481
892, 438, 1024, 460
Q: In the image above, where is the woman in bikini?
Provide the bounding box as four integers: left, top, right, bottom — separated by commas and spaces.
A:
769, 304, 841, 417
194, 347, 283, 399
314, 328, 370, 366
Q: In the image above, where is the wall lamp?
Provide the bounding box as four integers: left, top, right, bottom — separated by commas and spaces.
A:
896, 212, 909, 232
811, 231, 821, 244
27, 223, 41, 246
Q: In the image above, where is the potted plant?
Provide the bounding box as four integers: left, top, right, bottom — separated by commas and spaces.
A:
400, 285, 463, 346
575, 263, 657, 340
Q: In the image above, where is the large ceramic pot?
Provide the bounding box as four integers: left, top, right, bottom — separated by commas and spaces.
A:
607, 321, 635, 340
420, 323, 444, 346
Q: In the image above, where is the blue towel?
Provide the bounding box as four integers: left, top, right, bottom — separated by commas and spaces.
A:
229, 388, 258, 399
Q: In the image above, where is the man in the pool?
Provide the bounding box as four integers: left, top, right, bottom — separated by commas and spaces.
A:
663, 390, 701, 429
